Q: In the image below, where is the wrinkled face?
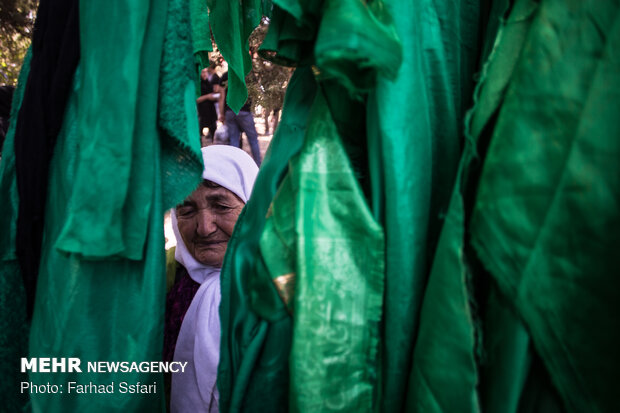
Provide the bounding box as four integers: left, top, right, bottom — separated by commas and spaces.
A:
201, 68, 209, 80
176, 181, 245, 267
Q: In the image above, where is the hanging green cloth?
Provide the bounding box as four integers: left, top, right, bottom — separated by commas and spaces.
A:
53, 0, 201, 260
363, 0, 484, 410
207, 0, 264, 112
158, 0, 204, 208
405, 0, 620, 412
218, 67, 317, 413
291, 90, 383, 412
258, 2, 319, 67
314, 0, 401, 96
401, 1, 542, 412
190, 0, 212, 75
218, 0, 401, 411
25, 0, 202, 411
470, 1, 620, 412
464, 3, 542, 411
0, 49, 32, 413
54, 2, 158, 260
252, 88, 385, 413
29, 75, 167, 411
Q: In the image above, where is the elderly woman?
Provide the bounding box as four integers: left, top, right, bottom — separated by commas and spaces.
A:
165, 145, 258, 413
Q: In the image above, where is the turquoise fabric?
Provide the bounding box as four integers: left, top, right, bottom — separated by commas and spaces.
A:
190, 0, 212, 77
0, 49, 31, 413
54, 1, 157, 260
29, 73, 166, 410
256, 88, 385, 412
9, 0, 203, 411
404, 1, 620, 413
470, 1, 620, 412
366, 0, 484, 410
400, 2, 539, 413
207, 0, 265, 112
218, 67, 317, 413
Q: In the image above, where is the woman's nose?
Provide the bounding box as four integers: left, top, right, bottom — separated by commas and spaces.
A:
196, 208, 217, 236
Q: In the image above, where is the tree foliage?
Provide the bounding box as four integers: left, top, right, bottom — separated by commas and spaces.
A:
247, 18, 293, 119
0, 0, 37, 85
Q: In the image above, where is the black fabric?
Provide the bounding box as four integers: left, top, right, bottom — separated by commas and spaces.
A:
198, 73, 220, 128
13, 0, 81, 318
0, 85, 15, 154
220, 72, 252, 112
0, 85, 14, 118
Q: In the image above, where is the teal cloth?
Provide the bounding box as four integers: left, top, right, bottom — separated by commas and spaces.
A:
0, 48, 31, 413
190, 0, 212, 72
54, 1, 156, 260
405, 1, 620, 413
158, 0, 204, 209
254, 88, 385, 412
207, 0, 265, 112
28, 73, 166, 410
11, 0, 203, 411
470, 1, 620, 412
315, 0, 401, 96
218, 67, 317, 413
402, 2, 540, 413
365, 0, 484, 410
217, 0, 405, 411
258, 3, 317, 67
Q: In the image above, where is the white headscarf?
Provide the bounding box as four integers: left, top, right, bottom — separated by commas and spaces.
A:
172, 145, 258, 282
171, 145, 258, 413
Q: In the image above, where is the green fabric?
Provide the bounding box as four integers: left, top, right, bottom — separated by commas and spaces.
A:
0, 261, 29, 411
0, 49, 30, 262
190, 0, 212, 76
158, 0, 204, 208
207, 0, 264, 112
315, 0, 401, 96
364, 0, 484, 410
466, 0, 538, 144
289, 91, 383, 412
258, 3, 316, 67
258, 90, 385, 412
395, 1, 537, 412
470, 1, 620, 412
478, 288, 533, 413
403, 162, 480, 413
54, 1, 154, 260
218, 0, 403, 410
260, 0, 402, 96
24, 0, 202, 411
463, 4, 540, 412
218, 67, 317, 413
0, 49, 31, 413
402, 0, 620, 412
216, 0, 620, 412
29, 72, 166, 411
400, 2, 540, 412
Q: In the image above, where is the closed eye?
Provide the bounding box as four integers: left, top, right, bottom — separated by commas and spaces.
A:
177, 202, 196, 217
212, 203, 234, 211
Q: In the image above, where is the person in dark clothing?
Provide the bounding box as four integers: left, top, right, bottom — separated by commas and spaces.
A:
218, 72, 262, 166
196, 63, 221, 146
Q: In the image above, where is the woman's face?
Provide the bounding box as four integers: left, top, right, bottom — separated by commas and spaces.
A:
176, 182, 244, 267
